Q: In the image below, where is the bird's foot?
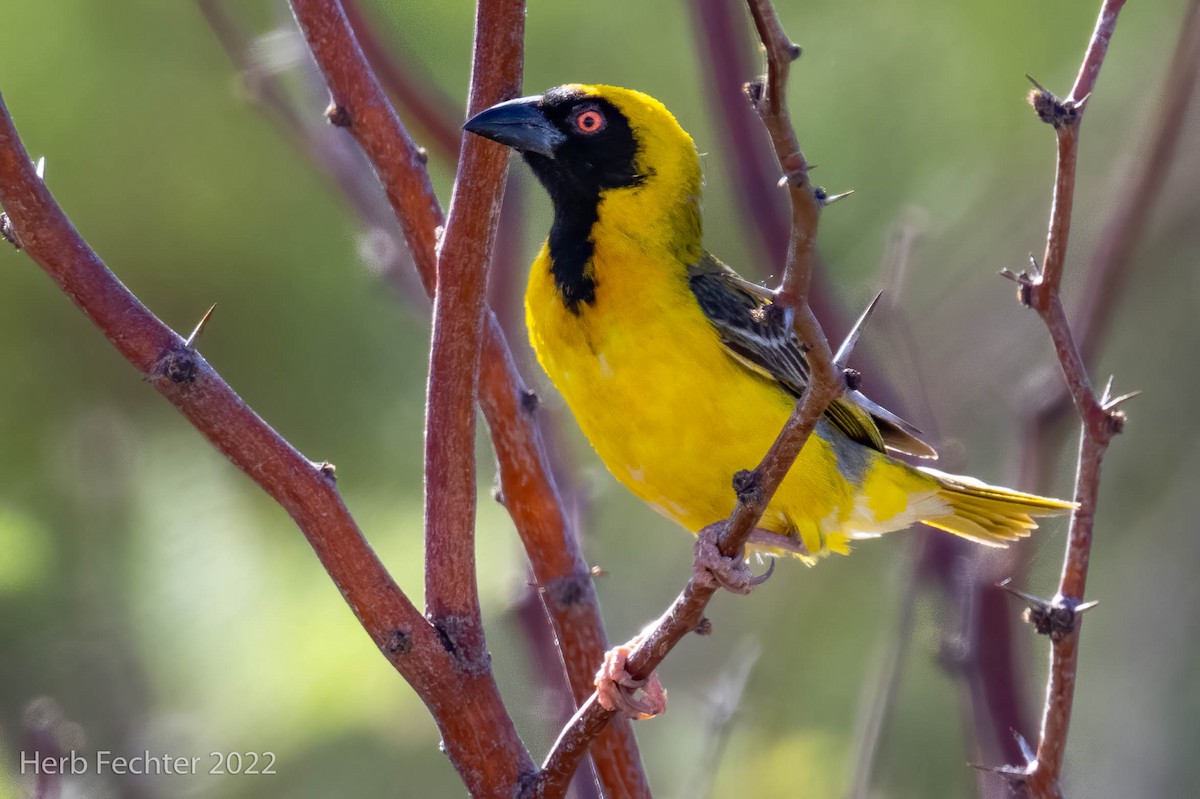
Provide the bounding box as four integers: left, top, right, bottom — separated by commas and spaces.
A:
594, 638, 667, 720
693, 522, 775, 595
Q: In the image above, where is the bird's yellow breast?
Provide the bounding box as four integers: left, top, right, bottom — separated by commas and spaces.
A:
524, 225, 911, 558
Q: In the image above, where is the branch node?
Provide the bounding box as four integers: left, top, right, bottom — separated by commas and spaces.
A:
742, 78, 765, 110
1000, 579, 1096, 641
491, 483, 506, 507
150, 345, 199, 385
382, 628, 412, 656
1025, 75, 1079, 128
694, 617, 714, 636
430, 615, 491, 676
325, 102, 352, 128
519, 388, 540, 414
786, 41, 803, 61
542, 571, 594, 610
315, 461, 337, 482
0, 212, 19, 250
731, 469, 762, 507
843, 368, 863, 391
998, 260, 1038, 307
416, 146, 429, 165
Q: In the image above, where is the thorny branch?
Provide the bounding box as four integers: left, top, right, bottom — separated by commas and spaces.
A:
529, 1, 844, 795
996, 0, 1156, 796
285, 0, 649, 795
0, 89, 534, 798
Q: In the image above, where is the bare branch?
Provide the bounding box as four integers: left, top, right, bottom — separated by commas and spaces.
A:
993, 1, 1182, 795
421, 0, 522, 673
0, 87, 518, 787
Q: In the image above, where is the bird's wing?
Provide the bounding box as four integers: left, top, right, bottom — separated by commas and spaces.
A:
686, 254, 937, 459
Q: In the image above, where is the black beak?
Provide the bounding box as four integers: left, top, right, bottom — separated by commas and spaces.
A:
463, 95, 566, 158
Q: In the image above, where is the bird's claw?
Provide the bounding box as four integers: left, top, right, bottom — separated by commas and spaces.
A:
594, 642, 667, 720
693, 523, 774, 595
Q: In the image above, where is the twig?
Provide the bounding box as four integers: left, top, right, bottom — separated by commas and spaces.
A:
528, 2, 844, 795
999, 1, 1139, 795
0, 90, 534, 798
972, 0, 1200, 776
284, 1, 649, 794
689, 0, 848, 339
420, 0, 522, 674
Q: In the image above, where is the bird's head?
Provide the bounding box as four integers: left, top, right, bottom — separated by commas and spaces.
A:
464, 84, 702, 253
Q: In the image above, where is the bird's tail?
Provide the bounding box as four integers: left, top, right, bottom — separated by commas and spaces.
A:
917, 467, 1076, 546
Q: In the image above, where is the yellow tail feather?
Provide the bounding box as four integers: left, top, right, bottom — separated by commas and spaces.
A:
918, 467, 1076, 547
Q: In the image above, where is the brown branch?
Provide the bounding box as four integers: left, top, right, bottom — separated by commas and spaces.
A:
688, 0, 847, 340
977, 2, 1200, 780
529, 2, 843, 794
285, 1, 649, 794
0, 90, 539, 797
421, 0, 522, 672
1000, 1, 1142, 795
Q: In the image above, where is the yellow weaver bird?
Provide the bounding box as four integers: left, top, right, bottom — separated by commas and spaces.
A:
465, 85, 1072, 564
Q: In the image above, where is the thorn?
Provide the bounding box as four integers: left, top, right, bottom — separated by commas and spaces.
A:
834, 290, 883, 368
1100, 374, 1115, 404
183, 304, 217, 350
1028, 253, 1042, 276
1073, 91, 1093, 112
589, 564, 607, 578
998, 578, 1044, 607
1013, 730, 1036, 765
967, 761, 1029, 778
842, 368, 862, 391
1103, 389, 1141, 411
1024, 73, 1049, 93
1075, 599, 1100, 614
35, 156, 46, 180
817, 187, 854, 207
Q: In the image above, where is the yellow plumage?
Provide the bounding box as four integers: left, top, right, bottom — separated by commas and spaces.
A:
466, 84, 1073, 563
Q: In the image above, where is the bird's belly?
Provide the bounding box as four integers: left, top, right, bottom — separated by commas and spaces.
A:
527, 288, 866, 552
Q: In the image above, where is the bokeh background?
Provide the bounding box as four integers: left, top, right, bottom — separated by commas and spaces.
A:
1, 1, 1197, 797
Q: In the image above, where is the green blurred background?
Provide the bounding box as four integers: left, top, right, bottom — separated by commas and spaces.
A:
1, 1, 1197, 797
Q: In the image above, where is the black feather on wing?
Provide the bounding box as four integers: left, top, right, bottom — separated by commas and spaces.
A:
686, 253, 938, 459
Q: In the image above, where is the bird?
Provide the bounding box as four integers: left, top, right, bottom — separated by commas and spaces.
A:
463, 84, 1072, 567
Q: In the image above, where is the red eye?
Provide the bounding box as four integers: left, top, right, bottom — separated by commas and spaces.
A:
574, 109, 605, 134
